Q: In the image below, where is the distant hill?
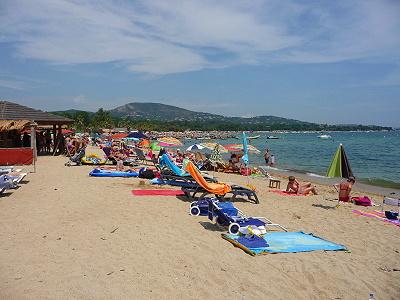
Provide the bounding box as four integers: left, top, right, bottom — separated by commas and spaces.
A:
109, 102, 315, 126
109, 102, 222, 121
52, 102, 392, 131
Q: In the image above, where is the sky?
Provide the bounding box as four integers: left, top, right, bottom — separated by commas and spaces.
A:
0, 0, 399, 127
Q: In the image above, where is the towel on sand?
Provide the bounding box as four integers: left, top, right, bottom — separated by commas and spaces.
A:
352, 210, 400, 227
222, 231, 347, 256
269, 190, 307, 196
131, 189, 185, 196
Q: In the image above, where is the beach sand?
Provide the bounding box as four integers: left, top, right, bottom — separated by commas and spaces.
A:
1, 149, 399, 299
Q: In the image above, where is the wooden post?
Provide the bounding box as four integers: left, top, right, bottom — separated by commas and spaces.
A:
30, 122, 38, 173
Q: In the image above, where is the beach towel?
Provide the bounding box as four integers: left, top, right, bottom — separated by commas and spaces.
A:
352, 210, 400, 227
222, 231, 347, 256
269, 190, 306, 196
89, 169, 139, 177
131, 189, 185, 196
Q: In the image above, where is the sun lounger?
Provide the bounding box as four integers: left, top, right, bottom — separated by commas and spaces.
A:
207, 198, 285, 234
0, 175, 17, 194
158, 154, 216, 187
181, 161, 259, 204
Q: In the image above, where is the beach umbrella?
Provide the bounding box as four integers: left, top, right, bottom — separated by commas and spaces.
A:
128, 131, 148, 139
158, 137, 183, 146
241, 132, 249, 166
200, 142, 228, 153
150, 141, 161, 151
139, 139, 151, 148
326, 144, 354, 179
224, 144, 260, 154
186, 144, 205, 152
111, 133, 128, 140
210, 144, 223, 162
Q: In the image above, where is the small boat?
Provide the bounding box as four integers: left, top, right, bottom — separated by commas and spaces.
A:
248, 135, 260, 140
266, 136, 279, 139
318, 134, 332, 139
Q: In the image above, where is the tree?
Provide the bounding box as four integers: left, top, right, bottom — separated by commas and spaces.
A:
91, 108, 114, 131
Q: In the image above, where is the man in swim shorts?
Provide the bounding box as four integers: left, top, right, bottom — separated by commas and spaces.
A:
334, 177, 356, 202
286, 176, 318, 195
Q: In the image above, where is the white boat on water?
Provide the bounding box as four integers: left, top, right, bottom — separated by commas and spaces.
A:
318, 134, 332, 139
266, 136, 279, 139
248, 135, 260, 140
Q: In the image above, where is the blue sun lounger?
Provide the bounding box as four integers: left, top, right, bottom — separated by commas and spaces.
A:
208, 199, 287, 234
0, 175, 17, 194
159, 154, 216, 187
89, 169, 139, 177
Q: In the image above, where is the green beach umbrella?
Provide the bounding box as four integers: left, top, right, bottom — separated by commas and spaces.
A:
326, 144, 354, 179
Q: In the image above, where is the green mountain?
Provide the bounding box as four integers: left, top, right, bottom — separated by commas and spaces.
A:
52, 102, 392, 131
109, 102, 222, 121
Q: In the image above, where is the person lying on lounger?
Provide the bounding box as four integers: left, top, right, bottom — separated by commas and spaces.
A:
286, 176, 318, 195
334, 176, 355, 202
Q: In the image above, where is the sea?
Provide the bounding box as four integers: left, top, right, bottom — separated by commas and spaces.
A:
182, 131, 400, 190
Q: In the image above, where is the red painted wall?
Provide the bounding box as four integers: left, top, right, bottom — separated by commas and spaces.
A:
0, 148, 34, 165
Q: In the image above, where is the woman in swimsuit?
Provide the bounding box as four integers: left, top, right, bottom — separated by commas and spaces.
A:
286, 176, 318, 195
335, 177, 355, 202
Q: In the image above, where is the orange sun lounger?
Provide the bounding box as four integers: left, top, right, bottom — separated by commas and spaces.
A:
182, 161, 259, 204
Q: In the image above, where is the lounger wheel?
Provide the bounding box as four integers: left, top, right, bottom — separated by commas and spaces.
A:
228, 223, 241, 235
189, 206, 201, 216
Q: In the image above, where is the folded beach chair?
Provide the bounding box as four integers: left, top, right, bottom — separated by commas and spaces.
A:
181, 161, 259, 204
158, 154, 216, 187
207, 198, 286, 234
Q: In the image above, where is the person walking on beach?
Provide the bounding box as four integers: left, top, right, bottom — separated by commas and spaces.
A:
286, 176, 318, 195
264, 149, 270, 165
334, 177, 356, 202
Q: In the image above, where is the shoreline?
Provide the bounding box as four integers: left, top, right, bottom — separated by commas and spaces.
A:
258, 165, 400, 196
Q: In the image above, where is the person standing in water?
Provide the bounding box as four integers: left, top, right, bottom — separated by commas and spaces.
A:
264, 149, 270, 165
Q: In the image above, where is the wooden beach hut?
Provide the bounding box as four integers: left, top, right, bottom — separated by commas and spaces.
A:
0, 100, 73, 166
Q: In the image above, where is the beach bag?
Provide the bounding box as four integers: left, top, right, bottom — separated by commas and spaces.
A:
241, 168, 252, 176
139, 168, 155, 179
352, 196, 372, 207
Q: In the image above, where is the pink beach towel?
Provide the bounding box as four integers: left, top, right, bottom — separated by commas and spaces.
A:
131, 189, 185, 196
352, 210, 400, 227
269, 190, 307, 196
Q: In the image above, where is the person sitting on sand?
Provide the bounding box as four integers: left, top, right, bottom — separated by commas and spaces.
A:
286, 176, 318, 195
334, 177, 355, 202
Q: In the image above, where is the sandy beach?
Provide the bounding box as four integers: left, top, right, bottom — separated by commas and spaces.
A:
1, 149, 399, 299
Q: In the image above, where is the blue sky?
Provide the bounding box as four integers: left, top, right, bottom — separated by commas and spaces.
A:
0, 0, 399, 127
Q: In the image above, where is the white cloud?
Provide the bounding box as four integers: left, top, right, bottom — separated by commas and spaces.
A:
0, 79, 26, 90
0, 0, 399, 74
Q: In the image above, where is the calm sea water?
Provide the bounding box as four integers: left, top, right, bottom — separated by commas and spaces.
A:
182, 131, 400, 188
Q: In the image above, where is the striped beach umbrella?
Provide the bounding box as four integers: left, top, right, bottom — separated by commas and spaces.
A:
200, 142, 228, 153
186, 144, 205, 151
326, 144, 354, 179
224, 144, 260, 154
158, 137, 183, 146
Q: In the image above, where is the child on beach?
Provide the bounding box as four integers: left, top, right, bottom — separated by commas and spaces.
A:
334, 177, 356, 202
286, 176, 318, 195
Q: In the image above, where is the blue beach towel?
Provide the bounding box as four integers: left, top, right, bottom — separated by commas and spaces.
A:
237, 235, 269, 248
89, 169, 139, 177
222, 232, 347, 256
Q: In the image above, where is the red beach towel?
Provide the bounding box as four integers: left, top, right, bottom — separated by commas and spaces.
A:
269, 190, 306, 196
131, 189, 185, 196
